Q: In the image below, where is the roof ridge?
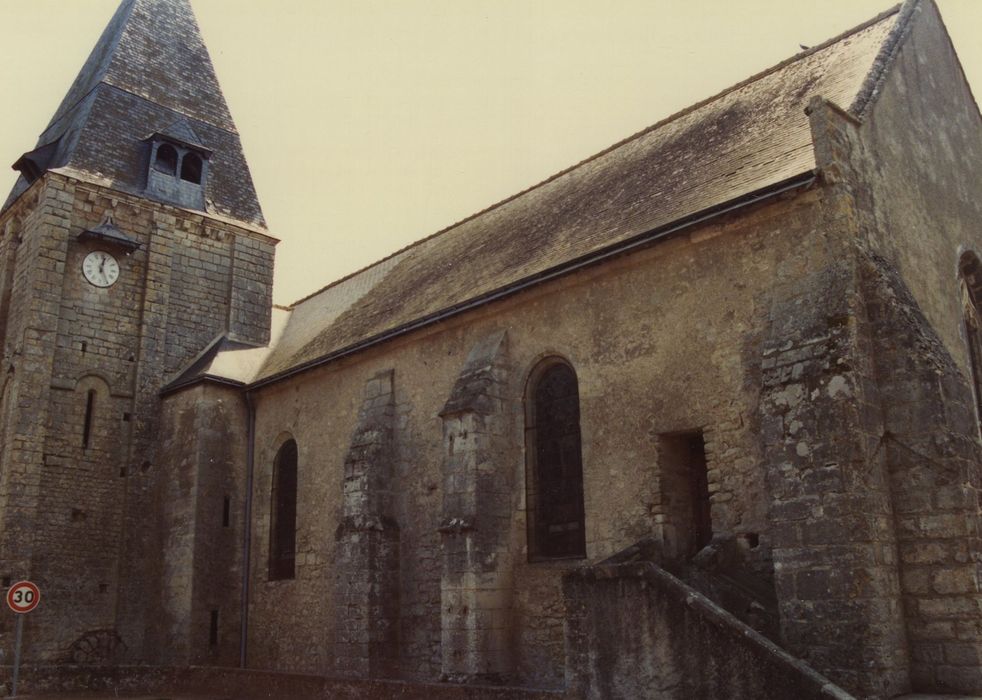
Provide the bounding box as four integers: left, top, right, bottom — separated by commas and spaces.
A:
851, 0, 918, 116
288, 3, 901, 309
289, 246, 409, 308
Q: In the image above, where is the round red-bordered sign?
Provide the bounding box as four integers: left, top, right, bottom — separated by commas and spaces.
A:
6, 581, 40, 614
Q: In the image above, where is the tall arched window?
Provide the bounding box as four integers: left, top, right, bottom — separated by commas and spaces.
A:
525, 359, 586, 560
960, 253, 982, 432
269, 438, 298, 580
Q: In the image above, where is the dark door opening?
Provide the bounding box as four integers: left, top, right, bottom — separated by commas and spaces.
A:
659, 431, 712, 558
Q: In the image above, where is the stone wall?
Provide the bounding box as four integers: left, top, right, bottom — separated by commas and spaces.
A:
862, 252, 982, 694
563, 558, 851, 700
849, 2, 982, 693
153, 383, 248, 667
245, 187, 832, 686
0, 664, 562, 700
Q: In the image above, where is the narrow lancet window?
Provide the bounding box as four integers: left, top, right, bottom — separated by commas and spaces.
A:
82, 389, 96, 449
209, 609, 219, 647
525, 359, 586, 560
269, 439, 298, 580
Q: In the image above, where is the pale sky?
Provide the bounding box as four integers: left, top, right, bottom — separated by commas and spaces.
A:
0, 1, 979, 305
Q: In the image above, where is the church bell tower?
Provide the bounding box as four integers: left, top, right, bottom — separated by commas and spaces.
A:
0, 0, 275, 664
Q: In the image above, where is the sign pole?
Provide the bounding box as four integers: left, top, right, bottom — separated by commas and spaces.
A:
6, 580, 40, 698
11, 613, 23, 697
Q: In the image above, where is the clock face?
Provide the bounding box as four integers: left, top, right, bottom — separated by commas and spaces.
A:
82, 251, 120, 288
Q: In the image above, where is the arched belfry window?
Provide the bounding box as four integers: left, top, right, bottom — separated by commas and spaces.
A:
269, 438, 298, 581
180, 153, 203, 184
525, 359, 586, 560
153, 143, 178, 176
145, 130, 211, 211
960, 253, 982, 431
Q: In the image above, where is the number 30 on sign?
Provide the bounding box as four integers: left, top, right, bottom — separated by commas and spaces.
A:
6, 581, 40, 614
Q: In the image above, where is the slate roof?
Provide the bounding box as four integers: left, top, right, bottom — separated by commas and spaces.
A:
162, 308, 292, 393
226, 3, 909, 387
153, 119, 210, 152
3, 0, 265, 229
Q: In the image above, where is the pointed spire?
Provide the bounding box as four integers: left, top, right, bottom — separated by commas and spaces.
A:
5, 0, 265, 229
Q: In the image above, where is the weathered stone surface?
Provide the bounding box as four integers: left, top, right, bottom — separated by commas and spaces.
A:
563, 556, 852, 700
3, 2, 982, 699
439, 331, 517, 683
332, 370, 401, 679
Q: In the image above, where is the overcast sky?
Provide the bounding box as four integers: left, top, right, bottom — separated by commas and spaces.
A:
0, 1, 979, 305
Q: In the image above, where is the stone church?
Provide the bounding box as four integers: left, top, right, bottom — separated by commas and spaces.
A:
0, 0, 981, 698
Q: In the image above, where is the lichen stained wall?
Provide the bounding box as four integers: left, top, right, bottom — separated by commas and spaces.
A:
246, 186, 836, 687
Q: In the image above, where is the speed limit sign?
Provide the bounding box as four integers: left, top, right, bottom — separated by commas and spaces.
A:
6, 580, 40, 614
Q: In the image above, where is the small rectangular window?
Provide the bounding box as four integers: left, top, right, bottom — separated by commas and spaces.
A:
222, 496, 230, 528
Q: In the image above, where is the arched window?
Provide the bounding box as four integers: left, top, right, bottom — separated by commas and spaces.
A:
153, 144, 178, 175
525, 359, 586, 560
269, 439, 298, 580
960, 253, 982, 431
180, 153, 203, 184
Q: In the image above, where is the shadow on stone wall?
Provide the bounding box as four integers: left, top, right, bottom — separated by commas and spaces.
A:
563, 540, 853, 700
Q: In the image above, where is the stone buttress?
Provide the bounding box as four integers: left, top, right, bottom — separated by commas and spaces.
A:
438, 331, 516, 683
333, 370, 401, 677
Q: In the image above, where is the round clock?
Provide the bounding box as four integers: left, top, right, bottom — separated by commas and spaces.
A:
82, 251, 120, 288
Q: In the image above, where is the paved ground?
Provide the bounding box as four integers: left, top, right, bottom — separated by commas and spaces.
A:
19, 693, 982, 699
21, 695, 231, 699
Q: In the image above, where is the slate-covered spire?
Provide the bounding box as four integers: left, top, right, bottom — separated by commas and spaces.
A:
4, 0, 266, 229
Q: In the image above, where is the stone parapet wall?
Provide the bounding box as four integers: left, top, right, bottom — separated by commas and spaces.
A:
563, 558, 851, 700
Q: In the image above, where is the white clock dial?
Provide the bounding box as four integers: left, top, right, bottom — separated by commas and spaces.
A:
82, 251, 120, 288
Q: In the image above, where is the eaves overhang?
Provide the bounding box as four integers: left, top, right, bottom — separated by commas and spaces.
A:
160, 373, 247, 398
